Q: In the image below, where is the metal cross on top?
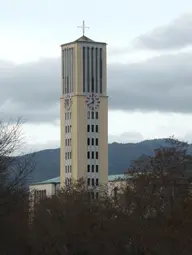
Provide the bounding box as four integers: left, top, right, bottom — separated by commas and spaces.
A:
77, 20, 89, 36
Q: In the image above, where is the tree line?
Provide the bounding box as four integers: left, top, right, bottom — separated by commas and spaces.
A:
1, 119, 192, 255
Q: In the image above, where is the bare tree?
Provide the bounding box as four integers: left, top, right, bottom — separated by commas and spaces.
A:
0, 117, 35, 255
30, 180, 130, 255
121, 137, 192, 254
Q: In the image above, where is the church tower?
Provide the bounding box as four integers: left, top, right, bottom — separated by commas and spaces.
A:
60, 21, 108, 194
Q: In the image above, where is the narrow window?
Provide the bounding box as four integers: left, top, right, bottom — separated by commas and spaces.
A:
99, 48, 103, 93
83, 47, 86, 92
87, 138, 90, 146
91, 77, 94, 92
92, 178, 94, 186
92, 165, 94, 172
96, 112, 98, 119
87, 178, 90, 186
87, 125, 90, 132
96, 165, 98, 172
92, 138, 94, 146
87, 47, 90, 92
96, 179, 99, 186
91, 111, 94, 119
92, 151, 94, 159
96, 48, 98, 93
91, 47, 94, 92
91, 125, 94, 132
87, 165, 90, 172
87, 151, 90, 159
96, 125, 98, 132
96, 152, 98, 159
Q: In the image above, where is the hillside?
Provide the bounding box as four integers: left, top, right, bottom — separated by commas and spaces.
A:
27, 138, 186, 184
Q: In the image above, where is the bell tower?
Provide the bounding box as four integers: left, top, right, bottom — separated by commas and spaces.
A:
60, 22, 108, 195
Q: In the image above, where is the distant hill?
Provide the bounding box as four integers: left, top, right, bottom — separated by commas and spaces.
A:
26, 138, 192, 185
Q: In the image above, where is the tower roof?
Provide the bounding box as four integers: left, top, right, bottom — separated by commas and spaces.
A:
60, 36, 106, 47
75, 35, 94, 42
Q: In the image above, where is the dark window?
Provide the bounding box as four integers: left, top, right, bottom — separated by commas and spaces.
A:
87, 125, 90, 132
67, 76, 69, 94
96, 179, 99, 186
91, 125, 94, 132
91, 111, 94, 119
92, 165, 94, 172
114, 187, 118, 199
87, 165, 90, 172
87, 178, 90, 186
96, 192, 99, 200
65, 126, 67, 133
91, 77, 94, 92
92, 178, 94, 186
96, 48, 98, 93
87, 111, 90, 119
96, 138, 98, 146
87, 151, 90, 159
99, 48, 103, 93
91, 47, 94, 92
92, 151, 94, 159
96, 112, 98, 119
83, 47, 86, 92
87, 138, 90, 146
96, 152, 98, 159
96, 165, 98, 172
87, 47, 90, 92
96, 125, 98, 132
92, 138, 94, 146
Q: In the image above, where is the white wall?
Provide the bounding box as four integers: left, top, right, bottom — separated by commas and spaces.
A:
29, 183, 57, 197
108, 180, 127, 197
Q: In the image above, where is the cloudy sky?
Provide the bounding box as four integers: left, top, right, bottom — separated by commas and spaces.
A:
1, 0, 192, 152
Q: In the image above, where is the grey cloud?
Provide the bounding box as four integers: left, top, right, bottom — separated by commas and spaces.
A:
1, 51, 192, 123
133, 13, 192, 50
0, 58, 60, 122
108, 52, 192, 113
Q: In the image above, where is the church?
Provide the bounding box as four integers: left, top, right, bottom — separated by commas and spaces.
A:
29, 21, 126, 201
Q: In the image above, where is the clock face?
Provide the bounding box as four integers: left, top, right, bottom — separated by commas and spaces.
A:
64, 95, 72, 111
86, 93, 100, 110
